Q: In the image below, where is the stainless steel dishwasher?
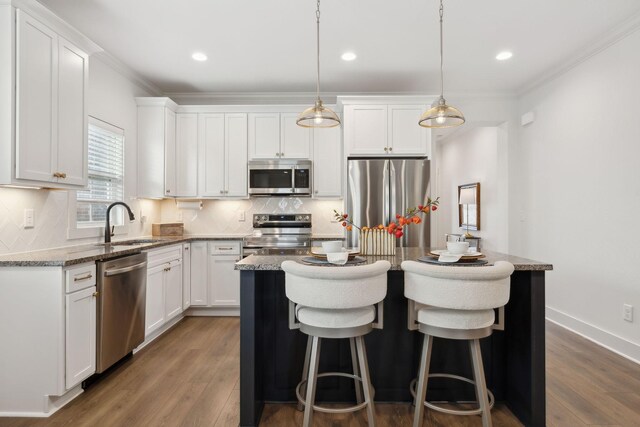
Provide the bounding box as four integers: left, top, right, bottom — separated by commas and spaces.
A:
96, 252, 147, 373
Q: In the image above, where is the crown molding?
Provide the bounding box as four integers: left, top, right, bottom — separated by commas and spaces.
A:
93, 51, 163, 96
517, 8, 640, 96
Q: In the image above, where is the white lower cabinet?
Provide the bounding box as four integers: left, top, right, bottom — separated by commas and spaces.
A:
65, 285, 96, 390
182, 243, 191, 310
145, 264, 166, 336
189, 240, 241, 310
209, 255, 240, 306
144, 245, 183, 338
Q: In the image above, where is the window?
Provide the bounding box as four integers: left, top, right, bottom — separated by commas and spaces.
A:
76, 118, 125, 228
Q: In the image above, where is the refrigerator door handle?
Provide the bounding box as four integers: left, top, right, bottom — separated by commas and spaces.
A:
388, 160, 396, 224
383, 159, 391, 225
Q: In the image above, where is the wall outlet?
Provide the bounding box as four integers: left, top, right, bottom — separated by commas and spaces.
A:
238, 210, 246, 221
623, 304, 633, 322
23, 208, 34, 228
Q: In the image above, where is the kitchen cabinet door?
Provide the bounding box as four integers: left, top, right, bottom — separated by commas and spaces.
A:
65, 286, 96, 389
225, 113, 248, 197
145, 264, 165, 337
15, 10, 58, 183
175, 113, 198, 197
190, 241, 208, 306
199, 113, 225, 197
280, 113, 311, 159
209, 255, 240, 306
344, 105, 387, 156
182, 244, 191, 310
164, 108, 177, 197
312, 125, 342, 198
388, 105, 430, 156
56, 37, 88, 186
248, 113, 280, 159
164, 260, 183, 321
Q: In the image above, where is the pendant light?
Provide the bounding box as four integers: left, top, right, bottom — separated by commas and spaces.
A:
297, 0, 341, 128
419, 0, 465, 128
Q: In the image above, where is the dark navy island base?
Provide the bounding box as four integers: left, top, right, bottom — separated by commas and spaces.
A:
235, 248, 552, 427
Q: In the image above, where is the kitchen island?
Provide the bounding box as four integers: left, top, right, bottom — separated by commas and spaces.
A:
235, 248, 552, 427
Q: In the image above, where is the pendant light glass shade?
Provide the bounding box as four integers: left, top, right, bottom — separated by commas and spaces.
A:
297, 0, 341, 128
297, 100, 341, 128
419, 96, 465, 128
419, 0, 464, 129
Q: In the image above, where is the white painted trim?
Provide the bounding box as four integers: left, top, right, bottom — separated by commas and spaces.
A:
134, 96, 178, 110
546, 306, 640, 365
186, 306, 240, 317
518, 9, 640, 95
0, 385, 84, 418
176, 104, 335, 114
93, 52, 162, 96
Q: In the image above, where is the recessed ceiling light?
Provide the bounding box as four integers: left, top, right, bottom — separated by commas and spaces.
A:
341, 52, 357, 61
496, 51, 513, 61
192, 52, 208, 62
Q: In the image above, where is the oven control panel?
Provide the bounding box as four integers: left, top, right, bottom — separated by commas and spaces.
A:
253, 214, 312, 227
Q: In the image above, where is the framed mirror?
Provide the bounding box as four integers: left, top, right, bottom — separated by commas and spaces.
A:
458, 182, 480, 231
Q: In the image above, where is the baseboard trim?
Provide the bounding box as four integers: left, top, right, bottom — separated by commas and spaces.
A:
546, 306, 640, 365
0, 385, 84, 418
186, 306, 240, 317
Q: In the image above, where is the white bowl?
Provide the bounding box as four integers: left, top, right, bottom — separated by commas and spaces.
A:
326, 252, 349, 265
322, 240, 343, 253
446, 241, 469, 255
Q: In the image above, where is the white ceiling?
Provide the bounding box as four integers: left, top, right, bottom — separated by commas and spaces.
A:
39, 0, 640, 95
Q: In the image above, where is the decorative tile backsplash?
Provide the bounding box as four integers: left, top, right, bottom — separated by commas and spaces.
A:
0, 188, 161, 255
160, 197, 345, 236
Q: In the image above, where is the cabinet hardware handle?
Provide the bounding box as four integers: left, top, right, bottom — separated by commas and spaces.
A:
74, 274, 93, 282
166, 189, 171, 193
218, 247, 234, 251
276, 152, 280, 157
281, 152, 284, 157
59, 172, 67, 178
384, 147, 388, 152
53, 172, 61, 178
220, 190, 224, 194
93, 291, 99, 297
388, 147, 392, 152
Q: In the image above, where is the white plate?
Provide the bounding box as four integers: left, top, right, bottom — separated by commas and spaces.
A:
438, 254, 462, 263
311, 248, 360, 256
430, 249, 482, 257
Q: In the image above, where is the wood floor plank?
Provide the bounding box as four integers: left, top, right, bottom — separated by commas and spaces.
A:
2, 318, 640, 427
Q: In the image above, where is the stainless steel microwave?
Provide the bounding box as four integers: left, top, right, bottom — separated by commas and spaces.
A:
248, 160, 312, 196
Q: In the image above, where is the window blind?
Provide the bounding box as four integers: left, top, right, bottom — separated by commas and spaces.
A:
77, 121, 125, 226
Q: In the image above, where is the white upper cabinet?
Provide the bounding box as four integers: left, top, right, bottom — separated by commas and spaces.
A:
387, 105, 430, 155
136, 98, 178, 198
312, 123, 342, 198
199, 113, 225, 197
344, 102, 432, 158
175, 113, 198, 197
249, 112, 311, 160
344, 105, 388, 155
280, 113, 311, 159
13, 10, 89, 188
57, 38, 88, 186
249, 113, 280, 159
225, 114, 248, 197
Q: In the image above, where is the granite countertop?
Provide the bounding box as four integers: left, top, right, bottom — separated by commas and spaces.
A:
235, 247, 553, 272
0, 235, 247, 267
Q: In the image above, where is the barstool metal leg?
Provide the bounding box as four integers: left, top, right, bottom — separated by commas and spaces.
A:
297, 336, 313, 412
303, 336, 322, 427
470, 339, 493, 427
350, 337, 364, 404
412, 334, 433, 427
355, 336, 376, 427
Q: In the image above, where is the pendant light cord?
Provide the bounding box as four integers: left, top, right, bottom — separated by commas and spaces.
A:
316, 0, 321, 102
439, 0, 444, 99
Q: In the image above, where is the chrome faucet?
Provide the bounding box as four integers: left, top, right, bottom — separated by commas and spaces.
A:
105, 202, 136, 244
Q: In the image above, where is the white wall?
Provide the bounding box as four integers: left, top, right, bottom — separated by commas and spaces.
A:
435, 127, 508, 252
515, 28, 640, 360
160, 197, 344, 236
0, 56, 161, 254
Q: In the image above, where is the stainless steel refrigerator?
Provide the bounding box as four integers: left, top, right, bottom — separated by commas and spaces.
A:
346, 158, 431, 249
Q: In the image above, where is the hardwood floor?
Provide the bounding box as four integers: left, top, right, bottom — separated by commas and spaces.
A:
2, 318, 639, 426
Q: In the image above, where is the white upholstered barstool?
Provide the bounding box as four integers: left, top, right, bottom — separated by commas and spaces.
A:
282, 260, 391, 427
401, 260, 515, 427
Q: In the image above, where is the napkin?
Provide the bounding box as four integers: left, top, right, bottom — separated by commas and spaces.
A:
438, 253, 462, 263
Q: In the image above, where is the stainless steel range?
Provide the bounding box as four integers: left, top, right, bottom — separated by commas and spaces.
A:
243, 214, 312, 256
